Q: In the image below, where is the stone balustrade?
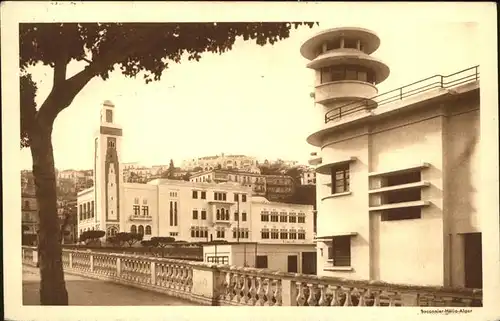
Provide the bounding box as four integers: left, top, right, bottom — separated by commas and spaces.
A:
22, 246, 482, 307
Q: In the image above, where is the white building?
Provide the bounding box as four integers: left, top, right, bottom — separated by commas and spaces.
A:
182, 154, 259, 172
78, 101, 314, 247
301, 167, 316, 185
301, 27, 481, 288
202, 243, 316, 274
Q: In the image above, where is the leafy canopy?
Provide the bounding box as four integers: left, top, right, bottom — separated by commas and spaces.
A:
20, 22, 317, 147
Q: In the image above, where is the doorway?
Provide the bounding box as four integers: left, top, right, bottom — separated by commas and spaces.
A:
301, 252, 317, 275
464, 232, 482, 288
256, 255, 268, 268
287, 255, 298, 273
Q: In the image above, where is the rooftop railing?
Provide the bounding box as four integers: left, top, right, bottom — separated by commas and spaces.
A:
22, 246, 482, 307
324, 65, 480, 124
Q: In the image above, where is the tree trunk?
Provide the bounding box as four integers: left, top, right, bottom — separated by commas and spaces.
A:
30, 122, 68, 305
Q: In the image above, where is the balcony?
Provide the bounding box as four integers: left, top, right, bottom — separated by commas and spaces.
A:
22, 246, 484, 307
129, 215, 153, 221
315, 81, 378, 105
324, 65, 479, 124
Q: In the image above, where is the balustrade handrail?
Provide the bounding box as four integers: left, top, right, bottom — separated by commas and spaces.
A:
324, 65, 480, 124
22, 246, 482, 306
218, 264, 482, 298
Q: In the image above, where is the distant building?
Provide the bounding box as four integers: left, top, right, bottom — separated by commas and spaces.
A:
21, 176, 38, 235
300, 168, 316, 185
78, 101, 313, 248
189, 169, 295, 201
182, 154, 259, 173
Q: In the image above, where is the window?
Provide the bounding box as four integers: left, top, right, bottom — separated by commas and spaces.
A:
280, 230, 288, 239
216, 209, 221, 220
261, 211, 269, 222
207, 256, 229, 265
143, 199, 148, 205
138, 225, 144, 235
261, 229, 270, 239
145, 225, 152, 235
24, 200, 30, 209
133, 205, 140, 216
142, 206, 149, 216
216, 229, 225, 238
169, 201, 173, 226
256, 255, 268, 268
91, 201, 94, 217
331, 163, 350, 194
320, 65, 375, 85
325, 38, 341, 51
201, 191, 206, 199
192, 210, 198, 220
106, 109, 113, 123
201, 210, 207, 220
131, 225, 137, 234
242, 194, 247, 202
298, 213, 306, 224
343, 38, 357, 49
234, 212, 239, 221
79, 204, 83, 220
192, 190, 198, 199
234, 194, 239, 202
385, 171, 421, 187
270, 211, 279, 222
328, 236, 351, 267
298, 230, 306, 240
271, 229, 279, 239
170, 232, 178, 237
174, 202, 178, 226
191, 228, 195, 237
382, 207, 422, 221
289, 230, 297, 240
280, 212, 287, 222
289, 212, 296, 223
242, 212, 247, 222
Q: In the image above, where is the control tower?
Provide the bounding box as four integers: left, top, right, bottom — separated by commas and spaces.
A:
300, 27, 390, 147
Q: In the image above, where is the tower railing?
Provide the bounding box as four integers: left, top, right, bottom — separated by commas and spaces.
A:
324, 65, 480, 124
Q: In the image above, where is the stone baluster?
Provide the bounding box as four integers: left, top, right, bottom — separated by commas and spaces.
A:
264, 278, 273, 306
306, 283, 318, 306
357, 288, 366, 306
318, 284, 328, 306
256, 277, 265, 306
225, 273, 234, 301
90, 254, 94, 272
329, 286, 340, 306
343, 288, 353, 306
240, 274, 249, 304
273, 279, 282, 306
373, 291, 381, 306
232, 274, 241, 303
116, 257, 121, 277
69, 252, 73, 269
150, 261, 156, 285
248, 276, 257, 306
295, 282, 306, 306
388, 292, 396, 307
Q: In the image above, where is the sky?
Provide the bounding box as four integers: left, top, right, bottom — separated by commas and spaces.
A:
19, 20, 479, 171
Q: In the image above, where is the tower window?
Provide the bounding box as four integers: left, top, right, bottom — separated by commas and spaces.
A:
343, 38, 357, 49
106, 109, 113, 123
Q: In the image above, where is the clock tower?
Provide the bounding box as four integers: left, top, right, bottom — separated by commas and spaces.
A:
94, 100, 124, 238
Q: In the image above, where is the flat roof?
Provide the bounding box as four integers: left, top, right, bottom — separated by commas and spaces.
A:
300, 27, 380, 60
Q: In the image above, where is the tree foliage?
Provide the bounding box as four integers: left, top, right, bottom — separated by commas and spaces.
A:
79, 230, 105, 244
113, 232, 143, 247
149, 236, 176, 248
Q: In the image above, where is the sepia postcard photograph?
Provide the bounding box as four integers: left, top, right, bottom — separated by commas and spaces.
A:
2, 1, 499, 321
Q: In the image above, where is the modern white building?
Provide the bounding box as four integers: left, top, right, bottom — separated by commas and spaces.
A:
301, 27, 481, 288
77, 101, 315, 247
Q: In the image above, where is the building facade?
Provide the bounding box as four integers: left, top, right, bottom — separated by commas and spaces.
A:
301, 168, 317, 185
301, 27, 481, 288
21, 174, 38, 235
182, 154, 259, 173
189, 169, 295, 201
78, 101, 314, 247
